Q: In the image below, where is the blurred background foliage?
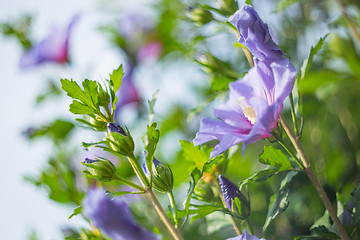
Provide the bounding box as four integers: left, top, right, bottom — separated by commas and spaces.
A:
2, 0, 360, 239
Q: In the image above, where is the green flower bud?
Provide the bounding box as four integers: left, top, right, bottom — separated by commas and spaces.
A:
89, 117, 107, 131
82, 158, 116, 182
188, 7, 214, 26
107, 122, 134, 156
193, 178, 215, 202
216, 0, 238, 16
143, 158, 174, 193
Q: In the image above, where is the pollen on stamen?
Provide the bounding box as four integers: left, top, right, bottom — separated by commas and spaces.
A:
235, 97, 256, 124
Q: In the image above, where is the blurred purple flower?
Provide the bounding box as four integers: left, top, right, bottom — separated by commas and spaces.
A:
193, 58, 295, 158
227, 230, 265, 240
19, 15, 79, 68
229, 6, 284, 61
83, 189, 157, 240
137, 41, 163, 61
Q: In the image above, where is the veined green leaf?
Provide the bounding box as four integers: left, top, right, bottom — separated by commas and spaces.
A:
179, 140, 209, 170
69, 100, 97, 115
259, 146, 292, 171
300, 34, 329, 81
83, 79, 99, 108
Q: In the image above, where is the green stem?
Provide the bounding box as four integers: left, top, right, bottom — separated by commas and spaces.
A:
146, 189, 183, 240
127, 153, 183, 240
245, 219, 254, 235
167, 191, 179, 228
212, 178, 242, 235
280, 117, 350, 240
289, 93, 299, 136
127, 152, 150, 188
113, 174, 144, 191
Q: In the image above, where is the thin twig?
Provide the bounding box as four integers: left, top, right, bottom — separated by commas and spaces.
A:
280, 117, 349, 240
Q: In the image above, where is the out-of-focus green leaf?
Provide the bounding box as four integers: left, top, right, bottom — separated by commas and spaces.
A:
275, 0, 303, 12
353, 183, 360, 225
69, 206, 82, 219
182, 167, 202, 228
36, 80, 62, 105
299, 71, 341, 94
109, 65, 123, 112
148, 90, 159, 125
300, 34, 329, 81
179, 140, 209, 170
263, 171, 298, 232
190, 204, 222, 223
25, 119, 74, 142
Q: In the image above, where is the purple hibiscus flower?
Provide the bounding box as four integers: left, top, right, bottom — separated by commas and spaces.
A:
19, 15, 79, 68
83, 188, 157, 240
229, 6, 284, 61
227, 230, 265, 240
193, 58, 295, 158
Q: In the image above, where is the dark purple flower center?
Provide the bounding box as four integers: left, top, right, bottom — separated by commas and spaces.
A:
107, 122, 127, 136
84, 158, 99, 164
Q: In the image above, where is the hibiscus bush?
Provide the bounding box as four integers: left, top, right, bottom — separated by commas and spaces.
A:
3, 0, 360, 239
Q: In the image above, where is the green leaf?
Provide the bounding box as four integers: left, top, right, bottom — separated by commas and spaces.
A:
179, 140, 209, 170
263, 171, 298, 232
299, 70, 344, 94
182, 168, 202, 227
82, 141, 107, 149
148, 90, 159, 124
353, 183, 360, 225
109, 65, 124, 111
25, 119, 74, 142
69, 206, 82, 219
240, 168, 280, 188
143, 123, 160, 177
190, 204, 222, 223
275, 0, 302, 12
259, 146, 292, 171
97, 83, 110, 107
61, 78, 100, 114
107, 191, 144, 197
70, 100, 97, 115
300, 34, 329, 81
83, 79, 99, 108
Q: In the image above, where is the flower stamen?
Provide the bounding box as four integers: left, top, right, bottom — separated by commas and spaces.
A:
236, 97, 256, 124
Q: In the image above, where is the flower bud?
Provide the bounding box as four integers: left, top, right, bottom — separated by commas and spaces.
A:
219, 175, 250, 219
90, 117, 107, 131
82, 158, 116, 182
188, 7, 214, 26
143, 158, 174, 193
107, 122, 134, 156
216, 0, 238, 16
193, 178, 215, 202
